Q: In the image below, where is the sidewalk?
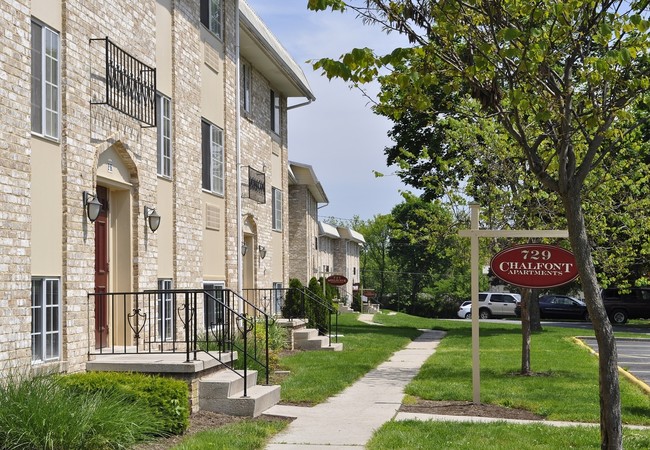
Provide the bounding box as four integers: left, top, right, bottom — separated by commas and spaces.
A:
264, 327, 446, 449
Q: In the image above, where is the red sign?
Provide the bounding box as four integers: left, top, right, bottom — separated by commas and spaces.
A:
363, 289, 376, 298
490, 244, 578, 288
326, 275, 348, 286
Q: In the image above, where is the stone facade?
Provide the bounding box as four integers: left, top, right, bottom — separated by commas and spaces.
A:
0, 0, 313, 378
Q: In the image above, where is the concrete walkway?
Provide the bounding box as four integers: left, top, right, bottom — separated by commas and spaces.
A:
264, 327, 446, 449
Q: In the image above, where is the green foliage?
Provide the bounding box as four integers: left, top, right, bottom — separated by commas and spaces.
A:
307, 277, 332, 333
368, 421, 650, 450
170, 418, 289, 450
281, 278, 305, 319
0, 373, 166, 449
232, 319, 288, 376
59, 371, 189, 435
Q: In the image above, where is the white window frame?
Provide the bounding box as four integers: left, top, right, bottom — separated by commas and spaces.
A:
31, 20, 60, 140
157, 93, 172, 178
204, 282, 226, 330
241, 61, 251, 113
270, 89, 281, 134
157, 279, 174, 341
272, 187, 283, 231
272, 282, 283, 316
201, 0, 223, 39
202, 120, 224, 195
31, 278, 61, 363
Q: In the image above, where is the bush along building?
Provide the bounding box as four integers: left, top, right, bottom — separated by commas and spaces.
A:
0, 0, 337, 414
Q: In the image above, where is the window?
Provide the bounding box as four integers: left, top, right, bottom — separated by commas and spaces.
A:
272, 188, 282, 231
200, 0, 223, 39
31, 278, 60, 362
270, 90, 281, 134
273, 282, 283, 315
31, 20, 59, 139
241, 61, 251, 112
157, 94, 172, 178
201, 119, 224, 195
204, 282, 226, 330
157, 279, 174, 341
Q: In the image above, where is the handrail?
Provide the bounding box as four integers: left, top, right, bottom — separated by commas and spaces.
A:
87, 288, 270, 395
299, 288, 339, 346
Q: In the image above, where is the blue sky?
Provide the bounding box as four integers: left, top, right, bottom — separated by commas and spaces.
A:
244, 0, 417, 222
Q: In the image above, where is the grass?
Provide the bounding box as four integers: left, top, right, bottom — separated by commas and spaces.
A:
0, 372, 165, 449
374, 312, 650, 424
170, 419, 288, 450
274, 312, 421, 404
367, 421, 650, 449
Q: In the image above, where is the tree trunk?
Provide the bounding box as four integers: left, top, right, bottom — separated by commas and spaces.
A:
563, 191, 621, 450
520, 288, 532, 375
529, 289, 543, 332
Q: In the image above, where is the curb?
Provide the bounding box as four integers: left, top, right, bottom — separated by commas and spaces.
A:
572, 337, 650, 396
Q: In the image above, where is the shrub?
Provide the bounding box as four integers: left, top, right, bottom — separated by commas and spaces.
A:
59, 371, 190, 435
0, 372, 165, 449
233, 319, 288, 377
281, 278, 305, 319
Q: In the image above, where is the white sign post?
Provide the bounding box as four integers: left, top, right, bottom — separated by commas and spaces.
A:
458, 202, 569, 404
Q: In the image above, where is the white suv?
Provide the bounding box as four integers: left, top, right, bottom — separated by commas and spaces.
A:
457, 292, 521, 319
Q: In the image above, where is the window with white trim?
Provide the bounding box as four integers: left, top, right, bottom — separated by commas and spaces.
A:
202, 119, 224, 195
241, 61, 251, 113
270, 90, 281, 134
157, 93, 172, 178
272, 187, 282, 231
200, 0, 223, 39
273, 282, 283, 316
157, 279, 174, 341
31, 278, 60, 362
31, 20, 60, 140
204, 282, 225, 330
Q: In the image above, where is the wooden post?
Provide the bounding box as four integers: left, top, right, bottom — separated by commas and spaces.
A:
459, 203, 568, 404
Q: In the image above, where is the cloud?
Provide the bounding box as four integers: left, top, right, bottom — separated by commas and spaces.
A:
245, 0, 417, 221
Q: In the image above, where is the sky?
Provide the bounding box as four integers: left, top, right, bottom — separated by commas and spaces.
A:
244, 0, 418, 222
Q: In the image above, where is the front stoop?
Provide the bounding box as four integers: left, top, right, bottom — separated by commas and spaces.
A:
199, 370, 281, 417
294, 328, 343, 352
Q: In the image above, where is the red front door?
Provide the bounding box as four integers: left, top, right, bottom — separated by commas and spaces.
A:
94, 186, 109, 348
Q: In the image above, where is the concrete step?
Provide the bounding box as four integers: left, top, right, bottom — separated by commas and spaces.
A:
293, 328, 318, 341
322, 343, 344, 352
200, 383, 281, 417
295, 335, 329, 350
199, 369, 259, 398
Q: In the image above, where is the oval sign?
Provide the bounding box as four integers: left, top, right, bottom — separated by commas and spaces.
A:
326, 275, 348, 286
490, 244, 578, 288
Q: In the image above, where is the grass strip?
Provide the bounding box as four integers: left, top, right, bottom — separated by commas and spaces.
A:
374, 312, 650, 424
170, 418, 288, 450
367, 420, 650, 450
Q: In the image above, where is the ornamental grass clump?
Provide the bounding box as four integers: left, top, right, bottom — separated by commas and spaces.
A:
0, 372, 166, 450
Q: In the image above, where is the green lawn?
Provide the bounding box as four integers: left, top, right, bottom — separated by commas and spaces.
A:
174, 311, 650, 448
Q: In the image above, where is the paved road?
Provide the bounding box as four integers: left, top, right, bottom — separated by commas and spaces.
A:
580, 337, 650, 387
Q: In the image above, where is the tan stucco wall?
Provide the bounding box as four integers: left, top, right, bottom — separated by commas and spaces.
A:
31, 138, 62, 276
33, 0, 61, 29
202, 193, 226, 280
157, 179, 173, 278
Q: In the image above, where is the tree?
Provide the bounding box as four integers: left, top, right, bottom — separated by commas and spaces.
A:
308, 1, 650, 447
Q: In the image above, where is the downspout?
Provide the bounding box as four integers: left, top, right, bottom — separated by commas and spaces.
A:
235, 0, 243, 300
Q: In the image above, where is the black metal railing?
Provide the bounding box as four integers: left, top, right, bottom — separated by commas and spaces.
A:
87, 289, 269, 395
243, 287, 339, 345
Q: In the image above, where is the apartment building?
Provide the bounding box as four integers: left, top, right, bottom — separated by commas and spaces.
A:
0, 0, 313, 377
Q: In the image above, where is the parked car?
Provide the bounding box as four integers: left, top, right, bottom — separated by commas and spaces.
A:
457, 292, 521, 319
515, 295, 589, 321
602, 287, 650, 325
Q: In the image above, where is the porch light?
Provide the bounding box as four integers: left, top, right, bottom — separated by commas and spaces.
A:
83, 191, 102, 223
144, 206, 161, 233
242, 242, 248, 256
258, 245, 267, 259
